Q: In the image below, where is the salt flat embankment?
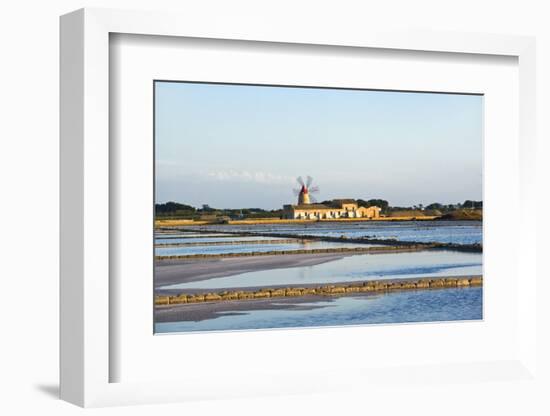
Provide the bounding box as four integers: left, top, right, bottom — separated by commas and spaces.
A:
155, 275, 483, 306
155, 216, 441, 227
166, 227, 483, 254
155, 238, 299, 247
155, 244, 433, 260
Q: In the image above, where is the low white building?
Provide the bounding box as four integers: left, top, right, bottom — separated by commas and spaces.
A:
283, 199, 381, 220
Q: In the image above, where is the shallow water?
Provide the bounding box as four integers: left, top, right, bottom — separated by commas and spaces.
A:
187, 221, 482, 245
162, 250, 482, 290
155, 235, 278, 245
155, 286, 482, 333
155, 233, 232, 239
155, 240, 378, 257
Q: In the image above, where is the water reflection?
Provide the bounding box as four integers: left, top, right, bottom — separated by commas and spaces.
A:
185, 220, 482, 245
155, 235, 281, 245
155, 240, 378, 257
163, 250, 482, 290
155, 286, 482, 333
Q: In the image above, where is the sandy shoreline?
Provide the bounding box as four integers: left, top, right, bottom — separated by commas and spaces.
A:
155, 216, 444, 227
154, 248, 448, 289
154, 252, 348, 288
155, 295, 333, 323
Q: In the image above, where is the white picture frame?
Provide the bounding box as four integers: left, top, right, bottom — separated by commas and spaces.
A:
60, 7, 538, 408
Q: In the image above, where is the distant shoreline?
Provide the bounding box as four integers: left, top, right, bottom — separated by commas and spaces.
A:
155, 215, 483, 227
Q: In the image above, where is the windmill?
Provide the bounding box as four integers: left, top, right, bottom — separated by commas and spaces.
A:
293, 175, 320, 205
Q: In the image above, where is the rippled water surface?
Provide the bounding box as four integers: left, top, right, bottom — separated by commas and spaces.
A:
162, 250, 482, 290
156, 233, 231, 239
155, 235, 280, 245
155, 286, 483, 333
156, 221, 483, 332
155, 240, 378, 257
184, 220, 482, 245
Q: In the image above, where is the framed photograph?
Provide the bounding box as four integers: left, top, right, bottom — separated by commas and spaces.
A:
60, 8, 538, 407
152, 80, 484, 334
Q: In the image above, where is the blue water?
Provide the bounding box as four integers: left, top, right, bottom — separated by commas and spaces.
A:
155, 286, 483, 333
155, 233, 231, 239
186, 221, 482, 245
162, 250, 482, 290
155, 235, 278, 245
155, 240, 377, 257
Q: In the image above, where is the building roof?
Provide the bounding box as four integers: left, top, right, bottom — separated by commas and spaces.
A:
288, 204, 332, 210
285, 201, 382, 211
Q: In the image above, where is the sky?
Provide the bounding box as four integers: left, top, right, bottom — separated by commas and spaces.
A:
155, 81, 483, 210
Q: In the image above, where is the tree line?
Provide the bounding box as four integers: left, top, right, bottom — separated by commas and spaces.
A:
155, 202, 283, 220
155, 199, 482, 219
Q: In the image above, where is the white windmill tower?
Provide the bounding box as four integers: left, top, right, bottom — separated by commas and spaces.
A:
294, 176, 320, 205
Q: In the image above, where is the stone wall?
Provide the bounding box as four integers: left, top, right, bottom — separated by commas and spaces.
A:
155, 276, 483, 306
155, 244, 431, 260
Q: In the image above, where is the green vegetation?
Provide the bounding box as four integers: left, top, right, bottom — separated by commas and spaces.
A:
155, 201, 283, 221
357, 199, 390, 213
155, 199, 482, 221
437, 209, 483, 221
155, 202, 197, 219
385, 199, 483, 219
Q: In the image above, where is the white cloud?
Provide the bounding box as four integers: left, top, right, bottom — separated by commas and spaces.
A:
207, 170, 295, 185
